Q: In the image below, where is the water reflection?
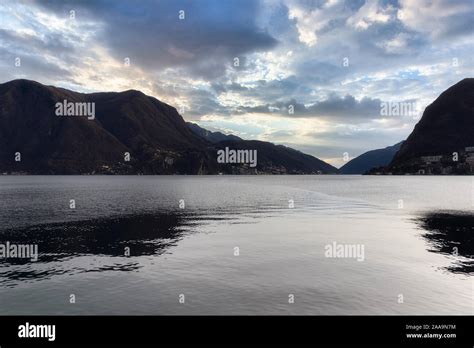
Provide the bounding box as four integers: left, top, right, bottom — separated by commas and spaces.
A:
0, 212, 204, 285
416, 211, 474, 274
0, 205, 287, 287
0, 213, 194, 260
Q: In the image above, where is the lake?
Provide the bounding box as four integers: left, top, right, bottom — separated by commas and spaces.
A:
0, 176, 472, 315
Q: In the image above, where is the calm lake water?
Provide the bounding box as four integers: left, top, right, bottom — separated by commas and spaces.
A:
0, 176, 472, 315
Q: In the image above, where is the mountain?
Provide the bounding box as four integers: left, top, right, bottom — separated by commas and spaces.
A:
187, 122, 338, 173
0, 79, 336, 174
340, 141, 404, 174
0, 79, 214, 174
187, 122, 242, 143
214, 140, 338, 174
185, 123, 338, 174
389, 78, 474, 173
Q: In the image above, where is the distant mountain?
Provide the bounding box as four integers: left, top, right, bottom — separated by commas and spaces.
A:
0, 79, 336, 174
187, 122, 242, 143
389, 78, 474, 174
215, 140, 338, 174
186, 123, 337, 174
340, 141, 404, 174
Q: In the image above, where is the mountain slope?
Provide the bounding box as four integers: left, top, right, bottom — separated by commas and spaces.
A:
186, 123, 337, 173
390, 78, 474, 172
0, 79, 336, 174
0, 79, 215, 174
215, 140, 338, 174
340, 141, 403, 174
187, 122, 242, 143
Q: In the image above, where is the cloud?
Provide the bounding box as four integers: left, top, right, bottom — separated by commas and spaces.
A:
0, 4, 96, 85
397, 0, 474, 39
287, 0, 349, 46
306, 94, 381, 119
236, 94, 384, 121
31, 0, 278, 79
376, 32, 412, 54
346, 0, 395, 30
1, 0, 473, 164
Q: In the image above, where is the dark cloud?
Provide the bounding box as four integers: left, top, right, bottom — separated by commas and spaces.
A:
31, 0, 278, 79
306, 94, 381, 118
0, 29, 73, 83
0, 28, 76, 54
236, 94, 382, 121
211, 77, 309, 107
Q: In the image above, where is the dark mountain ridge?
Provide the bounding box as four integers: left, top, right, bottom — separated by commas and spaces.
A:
389, 78, 474, 174
186, 122, 242, 143
215, 139, 338, 174
0, 79, 337, 174
0, 79, 212, 174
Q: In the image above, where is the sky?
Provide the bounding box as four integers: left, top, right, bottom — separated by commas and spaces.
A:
0, 0, 473, 167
